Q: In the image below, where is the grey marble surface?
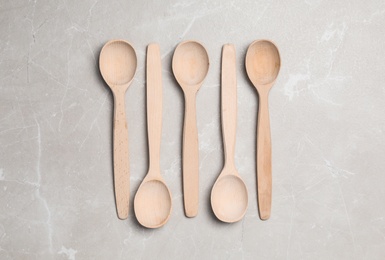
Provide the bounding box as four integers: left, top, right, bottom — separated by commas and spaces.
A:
1, 0, 385, 259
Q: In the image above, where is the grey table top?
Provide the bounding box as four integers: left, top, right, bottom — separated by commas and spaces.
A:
1, 0, 385, 259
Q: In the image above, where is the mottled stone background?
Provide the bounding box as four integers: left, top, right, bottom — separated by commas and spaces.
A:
1, 0, 384, 259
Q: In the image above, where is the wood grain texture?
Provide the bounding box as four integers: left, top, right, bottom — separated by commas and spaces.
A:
256, 89, 272, 220
112, 90, 130, 219
146, 43, 163, 175
182, 93, 199, 217
245, 40, 280, 220
99, 40, 137, 220
172, 41, 209, 217
221, 44, 237, 169
134, 43, 172, 228
211, 44, 248, 223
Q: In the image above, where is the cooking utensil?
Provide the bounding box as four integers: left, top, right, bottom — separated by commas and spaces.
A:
99, 39, 137, 219
172, 41, 209, 217
211, 44, 248, 223
134, 43, 172, 228
245, 40, 280, 220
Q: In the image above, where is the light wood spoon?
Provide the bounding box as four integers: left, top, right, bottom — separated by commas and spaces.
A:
172, 41, 209, 217
134, 43, 172, 228
99, 39, 137, 220
211, 44, 248, 223
245, 40, 280, 220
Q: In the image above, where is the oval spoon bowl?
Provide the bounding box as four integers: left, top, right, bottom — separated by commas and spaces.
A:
211, 174, 248, 223
134, 180, 172, 228
172, 41, 209, 87
99, 40, 137, 87
245, 40, 280, 86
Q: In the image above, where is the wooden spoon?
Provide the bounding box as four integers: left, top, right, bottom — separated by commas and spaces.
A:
211, 44, 248, 223
99, 40, 137, 219
172, 41, 209, 217
134, 43, 172, 228
245, 40, 280, 220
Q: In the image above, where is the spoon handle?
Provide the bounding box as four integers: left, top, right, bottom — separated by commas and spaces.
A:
112, 90, 130, 219
257, 91, 272, 220
183, 91, 199, 217
146, 43, 162, 174
221, 44, 237, 170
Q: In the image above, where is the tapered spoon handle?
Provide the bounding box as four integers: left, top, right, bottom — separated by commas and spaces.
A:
183, 92, 199, 217
146, 43, 162, 175
221, 44, 237, 170
112, 90, 130, 219
256, 92, 272, 220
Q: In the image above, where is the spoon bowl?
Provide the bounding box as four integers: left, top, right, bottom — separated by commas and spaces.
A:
172, 41, 209, 89
211, 173, 248, 223
134, 179, 172, 228
100, 40, 137, 87
245, 40, 280, 87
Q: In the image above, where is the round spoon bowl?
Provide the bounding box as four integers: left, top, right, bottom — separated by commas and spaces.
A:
134, 180, 172, 228
99, 40, 137, 87
211, 174, 248, 223
246, 40, 280, 86
172, 41, 209, 87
